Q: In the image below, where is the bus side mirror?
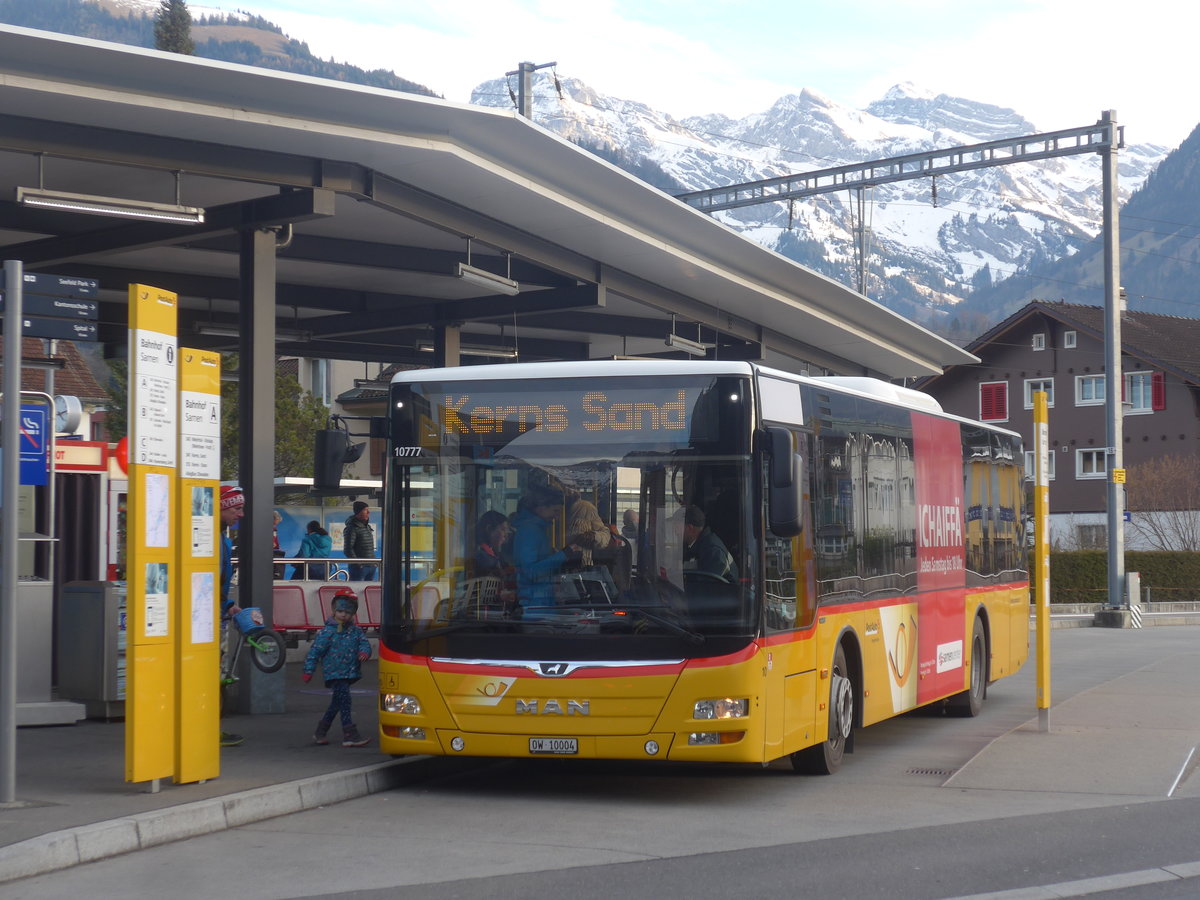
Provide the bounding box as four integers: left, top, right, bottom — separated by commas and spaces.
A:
314, 429, 364, 490
767, 426, 804, 538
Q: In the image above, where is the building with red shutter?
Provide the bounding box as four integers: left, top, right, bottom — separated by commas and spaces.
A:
916, 301, 1200, 550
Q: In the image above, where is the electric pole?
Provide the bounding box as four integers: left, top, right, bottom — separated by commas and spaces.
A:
506, 61, 556, 120
1100, 110, 1125, 609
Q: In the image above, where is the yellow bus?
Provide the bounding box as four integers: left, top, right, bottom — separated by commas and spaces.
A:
376, 361, 1028, 772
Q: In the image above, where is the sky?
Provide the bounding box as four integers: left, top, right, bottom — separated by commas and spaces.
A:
192, 0, 1194, 149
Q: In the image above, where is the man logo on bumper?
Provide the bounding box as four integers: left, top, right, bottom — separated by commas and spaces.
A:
515, 699, 589, 715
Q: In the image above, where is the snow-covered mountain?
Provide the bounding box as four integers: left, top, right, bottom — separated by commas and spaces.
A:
57, 1, 1175, 329
97, 0, 231, 18
472, 76, 1168, 327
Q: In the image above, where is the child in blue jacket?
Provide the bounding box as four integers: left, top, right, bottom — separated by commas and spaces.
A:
303, 588, 372, 747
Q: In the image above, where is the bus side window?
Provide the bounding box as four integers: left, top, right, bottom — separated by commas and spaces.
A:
765, 430, 815, 631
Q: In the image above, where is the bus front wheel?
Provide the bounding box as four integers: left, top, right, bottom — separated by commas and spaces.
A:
792, 644, 853, 775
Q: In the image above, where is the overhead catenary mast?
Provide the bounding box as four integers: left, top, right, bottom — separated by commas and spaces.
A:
677, 118, 1120, 299
680, 112, 1127, 611
505, 60, 557, 120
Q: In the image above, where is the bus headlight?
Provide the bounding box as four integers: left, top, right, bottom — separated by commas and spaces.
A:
381, 693, 422, 714
694, 698, 748, 720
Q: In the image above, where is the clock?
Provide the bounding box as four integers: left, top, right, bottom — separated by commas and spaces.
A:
54, 394, 82, 434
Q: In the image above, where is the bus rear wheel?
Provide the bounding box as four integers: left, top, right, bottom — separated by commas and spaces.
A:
792, 644, 853, 775
948, 617, 986, 717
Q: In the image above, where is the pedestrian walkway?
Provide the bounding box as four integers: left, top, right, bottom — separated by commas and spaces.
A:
948, 645, 1200, 797
0, 657, 444, 883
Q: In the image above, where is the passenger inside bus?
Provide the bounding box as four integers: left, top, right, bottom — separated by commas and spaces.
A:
474, 510, 513, 577
565, 497, 632, 594
621, 509, 638, 541
473, 510, 517, 609
565, 498, 612, 556
511, 485, 581, 605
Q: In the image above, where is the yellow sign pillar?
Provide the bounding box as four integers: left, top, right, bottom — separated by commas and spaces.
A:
1033, 391, 1051, 731
126, 285, 179, 783
175, 349, 222, 783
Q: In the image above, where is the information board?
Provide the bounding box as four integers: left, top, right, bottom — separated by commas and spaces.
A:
126, 284, 179, 784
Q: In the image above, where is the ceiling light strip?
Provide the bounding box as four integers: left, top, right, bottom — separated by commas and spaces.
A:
16, 186, 205, 224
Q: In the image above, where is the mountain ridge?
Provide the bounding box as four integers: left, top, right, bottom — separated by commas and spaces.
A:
0, 0, 440, 96
957, 119, 1200, 329
471, 71, 1174, 332
4, 0, 1194, 338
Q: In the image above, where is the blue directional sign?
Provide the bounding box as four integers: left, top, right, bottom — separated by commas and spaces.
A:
0, 316, 98, 341
21, 272, 99, 298
0, 293, 98, 319
0, 270, 101, 342
18, 403, 49, 486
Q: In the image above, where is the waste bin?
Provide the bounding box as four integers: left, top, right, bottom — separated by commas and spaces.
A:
58, 581, 126, 719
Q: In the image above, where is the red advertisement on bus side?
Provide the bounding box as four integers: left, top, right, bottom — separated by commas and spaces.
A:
912, 413, 966, 703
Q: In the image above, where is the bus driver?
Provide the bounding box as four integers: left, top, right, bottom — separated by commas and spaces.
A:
676, 505, 738, 582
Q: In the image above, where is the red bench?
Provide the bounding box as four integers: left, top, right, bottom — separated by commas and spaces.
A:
272, 584, 316, 635
361, 585, 381, 629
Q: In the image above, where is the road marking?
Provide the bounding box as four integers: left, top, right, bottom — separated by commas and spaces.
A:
943, 860, 1200, 899
1167, 745, 1196, 798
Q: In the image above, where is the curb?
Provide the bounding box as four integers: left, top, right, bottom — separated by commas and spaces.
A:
0, 756, 445, 885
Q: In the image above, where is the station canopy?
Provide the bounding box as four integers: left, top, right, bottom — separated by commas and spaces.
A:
0, 25, 975, 378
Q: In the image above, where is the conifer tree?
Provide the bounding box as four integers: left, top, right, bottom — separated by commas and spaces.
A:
154, 0, 195, 55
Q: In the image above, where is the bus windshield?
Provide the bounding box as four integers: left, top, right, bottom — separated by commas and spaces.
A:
384, 374, 754, 660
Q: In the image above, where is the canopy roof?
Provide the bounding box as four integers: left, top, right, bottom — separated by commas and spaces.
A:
0, 25, 975, 377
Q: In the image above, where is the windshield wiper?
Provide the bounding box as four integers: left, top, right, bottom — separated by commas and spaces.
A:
620, 607, 705, 645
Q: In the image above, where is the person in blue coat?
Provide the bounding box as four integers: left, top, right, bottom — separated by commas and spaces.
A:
303, 588, 372, 747
511, 485, 581, 605
292, 520, 332, 580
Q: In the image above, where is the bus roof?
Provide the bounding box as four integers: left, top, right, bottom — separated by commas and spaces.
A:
390, 360, 756, 383
389, 360, 1019, 440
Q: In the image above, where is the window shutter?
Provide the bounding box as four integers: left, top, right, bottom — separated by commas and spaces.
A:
1152, 371, 1166, 410
980, 382, 1007, 421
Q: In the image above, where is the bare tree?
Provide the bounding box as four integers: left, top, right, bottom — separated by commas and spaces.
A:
1124, 454, 1200, 551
